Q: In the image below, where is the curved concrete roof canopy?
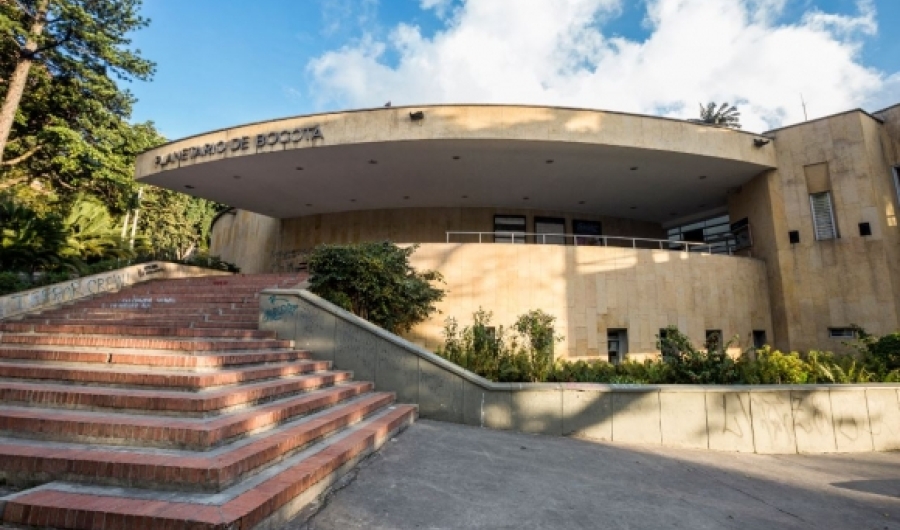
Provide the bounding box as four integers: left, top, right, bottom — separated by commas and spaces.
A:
135, 104, 777, 224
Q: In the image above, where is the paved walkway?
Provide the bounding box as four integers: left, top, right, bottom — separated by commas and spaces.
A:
289, 420, 900, 530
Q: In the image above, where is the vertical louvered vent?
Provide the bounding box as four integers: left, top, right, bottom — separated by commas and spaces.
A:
809, 192, 837, 240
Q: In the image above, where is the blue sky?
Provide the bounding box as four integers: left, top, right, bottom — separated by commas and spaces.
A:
127, 0, 900, 138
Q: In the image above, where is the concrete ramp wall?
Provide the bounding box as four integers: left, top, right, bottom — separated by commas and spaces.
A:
260, 289, 900, 454
0, 262, 232, 320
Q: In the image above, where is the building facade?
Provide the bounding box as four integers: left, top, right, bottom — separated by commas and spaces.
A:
134, 103, 900, 360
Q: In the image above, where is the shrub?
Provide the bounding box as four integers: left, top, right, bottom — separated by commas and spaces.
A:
0, 272, 28, 296
308, 241, 444, 334
866, 332, 900, 374
179, 253, 240, 273
658, 326, 740, 384
740, 347, 809, 384
436, 309, 564, 383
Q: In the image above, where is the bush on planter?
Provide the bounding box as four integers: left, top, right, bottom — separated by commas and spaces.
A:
307, 241, 444, 335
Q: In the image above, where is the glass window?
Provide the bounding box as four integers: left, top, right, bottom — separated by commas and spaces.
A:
829, 328, 856, 339
752, 330, 766, 349
494, 215, 526, 244
810, 192, 837, 240
534, 217, 566, 245
893, 166, 900, 208
607, 329, 627, 364
705, 330, 723, 350
573, 219, 602, 246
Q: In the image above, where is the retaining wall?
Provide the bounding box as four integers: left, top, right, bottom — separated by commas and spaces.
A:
260, 289, 900, 454
0, 262, 232, 320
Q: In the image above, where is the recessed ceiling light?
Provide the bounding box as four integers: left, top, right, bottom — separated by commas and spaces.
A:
368, 159, 378, 165
452, 155, 461, 160
630, 167, 638, 171
184, 185, 195, 189
698, 175, 707, 180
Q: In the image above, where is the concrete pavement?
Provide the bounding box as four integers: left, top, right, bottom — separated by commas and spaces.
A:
287, 420, 900, 530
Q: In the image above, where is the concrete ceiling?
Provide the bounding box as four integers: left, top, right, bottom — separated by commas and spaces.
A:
141, 138, 770, 224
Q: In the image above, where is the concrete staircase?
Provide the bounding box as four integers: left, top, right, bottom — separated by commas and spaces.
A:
0, 274, 417, 530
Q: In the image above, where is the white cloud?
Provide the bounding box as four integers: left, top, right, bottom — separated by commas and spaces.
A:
307, 0, 895, 131
420, 0, 454, 18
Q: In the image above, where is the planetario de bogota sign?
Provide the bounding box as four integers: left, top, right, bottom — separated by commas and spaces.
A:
154, 125, 324, 167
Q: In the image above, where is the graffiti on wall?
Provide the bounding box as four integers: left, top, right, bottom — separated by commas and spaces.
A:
0, 272, 127, 319
262, 295, 299, 322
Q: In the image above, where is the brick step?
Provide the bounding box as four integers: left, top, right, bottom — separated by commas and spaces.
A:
133, 278, 302, 290
0, 347, 311, 369
0, 382, 373, 449
0, 334, 291, 352
17, 317, 260, 329
0, 405, 414, 530
0, 359, 330, 390
79, 301, 261, 310
83, 290, 260, 297
0, 392, 397, 492
0, 371, 353, 414
0, 323, 274, 339
43, 306, 261, 316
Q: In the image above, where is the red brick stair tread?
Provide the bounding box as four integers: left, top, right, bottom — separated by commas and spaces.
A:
1, 405, 414, 530
0, 347, 311, 368
0, 334, 290, 351
0, 383, 372, 448
0, 323, 274, 339
0, 371, 353, 413
0, 359, 331, 389
0, 393, 396, 490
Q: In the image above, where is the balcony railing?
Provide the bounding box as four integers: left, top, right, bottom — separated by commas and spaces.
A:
445, 232, 734, 255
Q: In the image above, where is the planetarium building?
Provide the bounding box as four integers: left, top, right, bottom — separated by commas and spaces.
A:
135, 103, 900, 360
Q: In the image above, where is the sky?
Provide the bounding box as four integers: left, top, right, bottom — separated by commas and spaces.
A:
126, 0, 900, 139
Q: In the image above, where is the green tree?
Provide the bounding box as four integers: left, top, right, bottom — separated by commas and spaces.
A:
0, 0, 154, 167
0, 194, 71, 271
699, 102, 742, 129
61, 194, 132, 261
137, 188, 219, 260
308, 241, 445, 334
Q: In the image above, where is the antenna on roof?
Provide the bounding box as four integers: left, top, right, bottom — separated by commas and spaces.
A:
800, 94, 808, 121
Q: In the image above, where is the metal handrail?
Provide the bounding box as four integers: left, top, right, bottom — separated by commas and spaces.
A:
444, 231, 729, 255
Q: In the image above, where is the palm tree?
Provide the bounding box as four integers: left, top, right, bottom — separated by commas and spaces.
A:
699, 102, 742, 129
0, 196, 73, 272
61, 196, 134, 262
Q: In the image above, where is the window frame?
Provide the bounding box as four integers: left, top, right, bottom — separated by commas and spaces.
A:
828, 327, 857, 339
533, 216, 566, 245
493, 215, 526, 244
752, 330, 767, 349
573, 219, 603, 246
809, 191, 838, 241
892, 166, 900, 207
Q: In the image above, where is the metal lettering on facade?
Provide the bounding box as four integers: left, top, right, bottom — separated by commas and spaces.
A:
154, 126, 324, 167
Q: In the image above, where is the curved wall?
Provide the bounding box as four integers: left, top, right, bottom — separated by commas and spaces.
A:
137, 104, 777, 181
210, 210, 770, 359
407, 243, 772, 359
210, 207, 666, 274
